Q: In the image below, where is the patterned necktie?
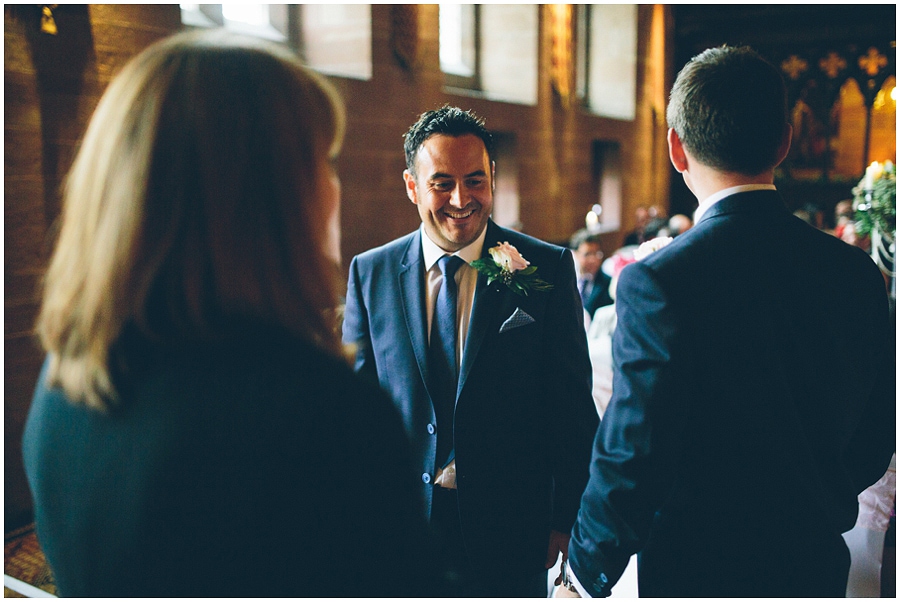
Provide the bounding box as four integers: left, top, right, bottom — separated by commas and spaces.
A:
430, 255, 465, 468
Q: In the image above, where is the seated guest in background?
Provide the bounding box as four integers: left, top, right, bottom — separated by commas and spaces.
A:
562, 45, 895, 598
23, 30, 435, 598
570, 229, 613, 323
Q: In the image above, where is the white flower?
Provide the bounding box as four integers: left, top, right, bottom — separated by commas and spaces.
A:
473, 241, 552, 296
489, 242, 530, 273
634, 236, 673, 261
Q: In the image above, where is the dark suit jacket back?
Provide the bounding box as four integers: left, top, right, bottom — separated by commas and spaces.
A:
570, 191, 895, 597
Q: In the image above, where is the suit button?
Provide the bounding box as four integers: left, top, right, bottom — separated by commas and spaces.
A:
421, 473, 431, 484
427, 423, 435, 435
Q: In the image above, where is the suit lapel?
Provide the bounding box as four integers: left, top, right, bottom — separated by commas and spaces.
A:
398, 231, 433, 392
458, 222, 508, 397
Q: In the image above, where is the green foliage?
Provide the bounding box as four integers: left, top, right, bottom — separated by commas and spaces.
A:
853, 163, 896, 238
470, 258, 554, 296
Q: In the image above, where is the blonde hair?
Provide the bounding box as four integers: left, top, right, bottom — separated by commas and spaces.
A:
37, 29, 346, 409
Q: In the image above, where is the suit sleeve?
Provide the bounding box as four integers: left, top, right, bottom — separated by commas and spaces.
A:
568, 262, 683, 597
545, 248, 601, 532
342, 256, 377, 380
845, 263, 896, 492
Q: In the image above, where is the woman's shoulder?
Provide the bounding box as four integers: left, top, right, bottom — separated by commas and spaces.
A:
109, 323, 393, 424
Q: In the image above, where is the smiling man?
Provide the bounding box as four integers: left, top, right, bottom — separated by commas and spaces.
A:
343, 106, 598, 596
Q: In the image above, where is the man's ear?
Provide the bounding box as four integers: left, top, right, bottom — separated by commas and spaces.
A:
774, 124, 792, 167
667, 128, 689, 173
491, 161, 496, 191
403, 170, 418, 204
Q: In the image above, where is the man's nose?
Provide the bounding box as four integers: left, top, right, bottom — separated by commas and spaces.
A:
448, 184, 465, 207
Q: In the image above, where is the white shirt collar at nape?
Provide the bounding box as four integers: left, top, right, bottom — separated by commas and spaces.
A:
693, 184, 776, 224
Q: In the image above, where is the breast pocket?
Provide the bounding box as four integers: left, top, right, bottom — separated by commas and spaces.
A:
498, 307, 536, 334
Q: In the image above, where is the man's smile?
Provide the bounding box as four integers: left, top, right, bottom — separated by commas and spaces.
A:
443, 207, 477, 220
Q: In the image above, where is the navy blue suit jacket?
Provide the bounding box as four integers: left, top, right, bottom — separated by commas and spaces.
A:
569, 191, 895, 597
343, 220, 598, 577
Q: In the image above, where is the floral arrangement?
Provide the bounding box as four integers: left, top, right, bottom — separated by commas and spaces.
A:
853, 161, 896, 238
471, 242, 553, 296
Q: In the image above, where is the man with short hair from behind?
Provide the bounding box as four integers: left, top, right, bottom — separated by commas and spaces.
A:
562, 45, 895, 598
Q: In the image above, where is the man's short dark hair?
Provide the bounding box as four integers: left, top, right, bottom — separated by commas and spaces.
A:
403, 105, 494, 175
570, 228, 603, 250
666, 45, 788, 175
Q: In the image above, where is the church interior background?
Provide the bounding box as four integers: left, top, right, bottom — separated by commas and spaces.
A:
5, 4, 896, 535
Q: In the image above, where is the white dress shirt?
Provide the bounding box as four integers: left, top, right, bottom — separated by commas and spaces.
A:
421, 225, 486, 371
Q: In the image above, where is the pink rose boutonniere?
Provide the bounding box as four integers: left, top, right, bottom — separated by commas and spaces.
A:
471, 241, 554, 296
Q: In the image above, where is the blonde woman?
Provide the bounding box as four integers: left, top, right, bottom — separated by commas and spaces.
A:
24, 30, 433, 597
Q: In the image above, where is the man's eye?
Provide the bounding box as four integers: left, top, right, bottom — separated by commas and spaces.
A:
466, 178, 485, 188
433, 181, 453, 191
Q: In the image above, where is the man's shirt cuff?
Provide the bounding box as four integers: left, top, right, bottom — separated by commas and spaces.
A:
568, 557, 613, 598
568, 562, 594, 598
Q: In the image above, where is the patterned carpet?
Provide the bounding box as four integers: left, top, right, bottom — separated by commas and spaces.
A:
4, 525, 56, 597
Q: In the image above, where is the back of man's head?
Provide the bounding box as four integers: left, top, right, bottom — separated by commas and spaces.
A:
666, 45, 788, 176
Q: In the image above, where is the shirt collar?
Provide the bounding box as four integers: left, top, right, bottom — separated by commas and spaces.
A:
693, 184, 776, 224
421, 225, 487, 270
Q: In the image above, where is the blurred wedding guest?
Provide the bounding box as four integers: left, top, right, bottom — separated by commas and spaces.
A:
793, 203, 825, 229
23, 30, 434, 598
833, 200, 854, 238
843, 454, 896, 597
586, 239, 670, 418
563, 45, 894, 598
665, 213, 693, 237
622, 205, 651, 246
585, 247, 636, 417
570, 229, 613, 325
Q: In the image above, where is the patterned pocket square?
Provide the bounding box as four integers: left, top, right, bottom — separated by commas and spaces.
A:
499, 307, 535, 333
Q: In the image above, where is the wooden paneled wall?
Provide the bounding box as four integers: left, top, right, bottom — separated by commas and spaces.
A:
5, 5, 183, 530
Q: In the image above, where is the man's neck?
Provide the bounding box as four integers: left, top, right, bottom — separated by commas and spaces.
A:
420, 224, 487, 268
686, 163, 776, 203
